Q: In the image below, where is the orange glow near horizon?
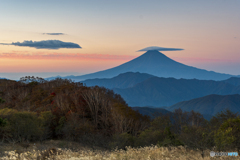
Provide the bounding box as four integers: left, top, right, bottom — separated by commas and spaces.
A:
0, 56, 133, 73
0, 52, 136, 60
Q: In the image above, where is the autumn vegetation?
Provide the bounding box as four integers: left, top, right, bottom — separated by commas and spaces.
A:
0, 76, 239, 159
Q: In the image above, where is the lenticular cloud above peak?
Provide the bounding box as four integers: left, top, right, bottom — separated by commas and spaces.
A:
137, 46, 184, 52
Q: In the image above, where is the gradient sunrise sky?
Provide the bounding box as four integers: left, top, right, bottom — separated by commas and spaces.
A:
0, 0, 240, 80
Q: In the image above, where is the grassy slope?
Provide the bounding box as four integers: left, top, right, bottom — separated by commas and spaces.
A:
1, 140, 239, 160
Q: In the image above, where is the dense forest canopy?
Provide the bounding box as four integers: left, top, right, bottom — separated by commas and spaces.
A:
0, 77, 149, 145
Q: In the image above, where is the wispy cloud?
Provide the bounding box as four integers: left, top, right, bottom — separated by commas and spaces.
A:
0, 52, 137, 60
0, 40, 81, 49
43, 33, 65, 35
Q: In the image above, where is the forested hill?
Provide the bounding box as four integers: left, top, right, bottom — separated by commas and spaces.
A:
1, 77, 240, 154
0, 77, 149, 143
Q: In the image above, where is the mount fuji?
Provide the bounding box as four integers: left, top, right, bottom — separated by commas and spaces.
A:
59, 49, 235, 81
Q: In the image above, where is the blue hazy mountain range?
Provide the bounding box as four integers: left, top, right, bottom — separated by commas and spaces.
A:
113, 77, 240, 107
221, 77, 240, 86
132, 94, 240, 120
81, 72, 154, 89
82, 72, 240, 89
166, 94, 240, 117
81, 72, 240, 107
54, 50, 236, 81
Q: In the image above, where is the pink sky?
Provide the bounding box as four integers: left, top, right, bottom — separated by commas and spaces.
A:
0, 0, 240, 79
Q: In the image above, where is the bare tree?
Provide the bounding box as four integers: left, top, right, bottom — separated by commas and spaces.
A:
81, 86, 112, 129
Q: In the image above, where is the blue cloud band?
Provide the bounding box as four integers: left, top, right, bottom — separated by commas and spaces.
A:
10, 40, 81, 49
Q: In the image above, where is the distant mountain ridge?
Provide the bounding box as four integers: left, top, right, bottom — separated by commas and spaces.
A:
113, 76, 240, 107
82, 72, 154, 89
81, 72, 240, 107
166, 94, 240, 116
56, 50, 235, 81
45, 75, 63, 81
221, 77, 240, 86
82, 72, 240, 89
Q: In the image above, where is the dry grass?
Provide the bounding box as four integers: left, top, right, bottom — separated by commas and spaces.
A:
0, 140, 239, 160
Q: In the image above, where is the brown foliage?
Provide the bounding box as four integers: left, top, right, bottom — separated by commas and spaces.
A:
0, 78, 150, 143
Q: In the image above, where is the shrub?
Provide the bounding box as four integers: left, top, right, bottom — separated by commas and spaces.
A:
6, 111, 42, 142
214, 117, 240, 152
0, 117, 7, 127
110, 132, 135, 149
0, 97, 5, 104
158, 127, 184, 147
135, 129, 163, 147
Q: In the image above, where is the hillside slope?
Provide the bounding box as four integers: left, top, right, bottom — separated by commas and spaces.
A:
221, 77, 240, 86
166, 94, 240, 116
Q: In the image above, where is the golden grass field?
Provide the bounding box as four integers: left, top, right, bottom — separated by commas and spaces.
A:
0, 140, 239, 160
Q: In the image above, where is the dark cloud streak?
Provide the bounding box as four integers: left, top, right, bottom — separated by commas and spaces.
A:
0, 43, 11, 45
43, 33, 65, 35
5, 40, 82, 49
